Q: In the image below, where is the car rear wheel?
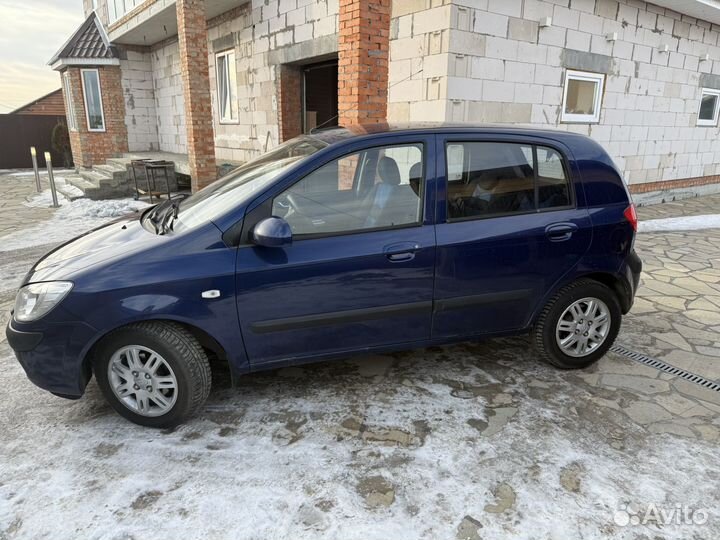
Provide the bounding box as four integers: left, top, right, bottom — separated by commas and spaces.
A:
533, 279, 621, 369
93, 321, 211, 427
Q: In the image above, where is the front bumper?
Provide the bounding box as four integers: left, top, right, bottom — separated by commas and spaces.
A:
6, 315, 98, 398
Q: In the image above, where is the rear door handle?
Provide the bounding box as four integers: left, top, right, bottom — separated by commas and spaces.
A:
545, 222, 578, 242
384, 242, 421, 262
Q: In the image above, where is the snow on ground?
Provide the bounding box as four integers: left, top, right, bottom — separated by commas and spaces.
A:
6, 169, 75, 177
0, 187, 718, 539
639, 214, 720, 232
22, 178, 83, 207
0, 190, 148, 252
0, 340, 717, 540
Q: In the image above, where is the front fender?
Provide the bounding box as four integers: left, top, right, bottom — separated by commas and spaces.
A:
71, 281, 249, 376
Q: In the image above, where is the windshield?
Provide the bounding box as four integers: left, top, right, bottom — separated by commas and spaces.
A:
171, 136, 327, 232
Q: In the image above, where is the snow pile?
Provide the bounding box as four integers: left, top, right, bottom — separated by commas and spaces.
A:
1, 193, 149, 252
24, 188, 70, 208
639, 214, 720, 232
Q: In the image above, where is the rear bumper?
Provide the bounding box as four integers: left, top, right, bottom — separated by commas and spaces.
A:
6, 317, 97, 398
620, 248, 642, 313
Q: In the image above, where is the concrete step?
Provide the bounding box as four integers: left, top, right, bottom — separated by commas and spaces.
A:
64, 175, 109, 200
54, 176, 88, 201
75, 169, 134, 200
105, 157, 132, 170
95, 163, 128, 178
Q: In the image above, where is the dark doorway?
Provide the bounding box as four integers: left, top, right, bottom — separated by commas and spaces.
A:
303, 60, 338, 133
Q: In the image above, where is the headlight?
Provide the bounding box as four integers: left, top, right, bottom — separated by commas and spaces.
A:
14, 282, 73, 322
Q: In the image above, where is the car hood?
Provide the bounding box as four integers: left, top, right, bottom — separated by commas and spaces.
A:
24, 213, 161, 284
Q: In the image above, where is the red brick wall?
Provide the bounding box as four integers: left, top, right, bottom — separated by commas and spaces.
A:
338, 0, 390, 126
278, 65, 303, 142
628, 175, 720, 194
63, 66, 129, 169
13, 90, 66, 116
177, 0, 217, 191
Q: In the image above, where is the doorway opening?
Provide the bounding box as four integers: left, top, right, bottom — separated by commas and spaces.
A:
303, 60, 338, 133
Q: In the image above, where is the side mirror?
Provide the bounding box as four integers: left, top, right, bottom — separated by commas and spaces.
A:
252, 217, 292, 247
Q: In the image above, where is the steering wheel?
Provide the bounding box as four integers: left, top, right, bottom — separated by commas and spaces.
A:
285, 192, 316, 216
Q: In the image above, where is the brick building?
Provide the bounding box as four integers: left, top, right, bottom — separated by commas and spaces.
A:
50, 0, 720, 200
10, 89, 66, 116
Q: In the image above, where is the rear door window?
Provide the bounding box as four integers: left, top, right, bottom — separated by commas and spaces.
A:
446, 142, 572, 220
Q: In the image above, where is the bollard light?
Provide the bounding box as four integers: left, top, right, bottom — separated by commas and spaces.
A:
30, 146, 42, 192
44, 152, 60, 208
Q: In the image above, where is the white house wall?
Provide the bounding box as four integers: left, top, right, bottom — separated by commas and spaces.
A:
151, 39, 188, 155
390, 0, 720, 188
207, 0, 340, 164
120, 50, 160, 152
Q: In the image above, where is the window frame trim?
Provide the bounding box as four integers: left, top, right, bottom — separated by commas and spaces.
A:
442, 140, 576, 224
696, 87, 720, 127
63, 72, 78, 132
216, 49, 239, 125
561, 69, 605, 124
270, 142, 428, 241
80, 68, 106, 133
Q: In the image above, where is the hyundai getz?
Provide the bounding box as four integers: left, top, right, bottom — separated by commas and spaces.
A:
7, 124, 642, 427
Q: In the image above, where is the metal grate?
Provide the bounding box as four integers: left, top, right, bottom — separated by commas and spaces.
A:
610, 344, 720, 393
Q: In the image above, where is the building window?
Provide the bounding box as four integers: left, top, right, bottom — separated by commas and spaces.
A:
697, 88, 720, 127
81, 69, 106, 132
561, 70, 605, 124
109, 0, 122, 21
62, 72, 78, 131
216, 50, 238, 123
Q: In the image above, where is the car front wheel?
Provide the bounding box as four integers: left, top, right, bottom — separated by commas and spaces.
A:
533, 279, 621, 369
93, 321, 211, 428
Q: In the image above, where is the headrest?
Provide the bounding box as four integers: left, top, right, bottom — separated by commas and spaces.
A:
378, 156, 401, 185
409, 162, 422, 181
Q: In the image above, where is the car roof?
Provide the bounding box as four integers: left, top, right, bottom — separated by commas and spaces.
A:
308, 122, 590, 146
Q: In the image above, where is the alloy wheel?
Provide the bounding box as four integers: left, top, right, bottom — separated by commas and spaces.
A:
107, 345, 178, 417
555, 297, 611, 358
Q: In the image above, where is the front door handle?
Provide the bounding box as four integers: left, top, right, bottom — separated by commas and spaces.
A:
545, 222, 578, 242
384, 242, 421, 262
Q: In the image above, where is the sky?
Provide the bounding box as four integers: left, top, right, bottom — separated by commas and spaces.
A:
0, 0, 84, 113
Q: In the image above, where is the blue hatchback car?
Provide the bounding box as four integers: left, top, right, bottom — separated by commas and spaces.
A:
7, 124, 641, 427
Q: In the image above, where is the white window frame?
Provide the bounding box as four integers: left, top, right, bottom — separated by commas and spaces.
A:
109, 0, 126, 22
697, 87, 720, 127
63, 72, 78, 131
561, 69, 605, 124
81, 69, 106, 132
215, 49, 238, 124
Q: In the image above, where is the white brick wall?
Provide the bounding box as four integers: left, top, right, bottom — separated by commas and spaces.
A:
207, 0, 339, 164
394, 0, 720, 186
120, 50, 160, 152
151, 40, 187, 155
387, 3, 453, 123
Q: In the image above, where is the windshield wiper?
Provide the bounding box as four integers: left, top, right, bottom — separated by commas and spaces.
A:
157, 193, 190, 234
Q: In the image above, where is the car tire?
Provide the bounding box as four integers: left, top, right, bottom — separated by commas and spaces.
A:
533, 279, 622, 369
93, 321, 211, 428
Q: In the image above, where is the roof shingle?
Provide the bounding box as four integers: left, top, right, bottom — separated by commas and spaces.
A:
49, 13, 118, 66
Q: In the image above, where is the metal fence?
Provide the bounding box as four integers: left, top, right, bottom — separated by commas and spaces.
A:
0, 115, 72, 169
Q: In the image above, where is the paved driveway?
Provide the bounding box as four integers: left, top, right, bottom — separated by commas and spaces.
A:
0, 172, 718, 540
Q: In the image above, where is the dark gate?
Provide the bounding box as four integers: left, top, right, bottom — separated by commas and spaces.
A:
0, 115, 72, 169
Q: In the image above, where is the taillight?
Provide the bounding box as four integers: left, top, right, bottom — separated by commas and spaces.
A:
624, 204, 638, 232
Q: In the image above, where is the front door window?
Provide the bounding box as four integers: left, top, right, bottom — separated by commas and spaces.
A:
272, 144, 424, 237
